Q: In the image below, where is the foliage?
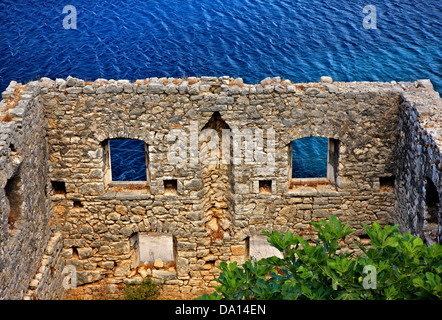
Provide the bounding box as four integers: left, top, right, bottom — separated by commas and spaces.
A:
198, 215, 442, 300
122, 276, 161, 300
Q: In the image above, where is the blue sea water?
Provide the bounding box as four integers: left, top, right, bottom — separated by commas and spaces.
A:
109, 139, 146, 181
0, 0, 440, 180
292, 137, 328, 178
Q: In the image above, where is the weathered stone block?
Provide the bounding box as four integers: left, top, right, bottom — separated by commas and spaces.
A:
234, 183, 249, 194
77, 247, 93, 259
305, 87, 320, 96
184, 179, 202, 190
148, 82, 164, 94
76, 270, 104, 286
152, 270, 177, 281
216, 96, 234, 105
78, 183, 104, 196
110, 241, 130, 255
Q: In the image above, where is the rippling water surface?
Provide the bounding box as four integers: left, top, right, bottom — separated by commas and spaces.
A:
0, 0, 440, 92
292, 137, 328, 178
0, 0, 440, 179
109, 139, 146, 181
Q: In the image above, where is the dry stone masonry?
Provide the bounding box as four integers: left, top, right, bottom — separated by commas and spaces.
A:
0, 81, 64, 299
394, 80, 442, 245
0, 75, 440, 299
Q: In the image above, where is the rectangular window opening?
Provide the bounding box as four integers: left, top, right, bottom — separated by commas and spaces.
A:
5, 173, 23, 231
290, 137, 339, 187
106, 139, 148, 182
164, 179, 178, 195
379, 176, 395, 192
73, 200, 83, 208
248, 235, 283, 260
51, 180, 66, 195
424, 177, 440, 245
245, 236, 250, 261
259, 180, 272, 194
358, 233, 370, 240
358, 233, 371, 245
137, 233, 176, 268
103, 139, 150, 192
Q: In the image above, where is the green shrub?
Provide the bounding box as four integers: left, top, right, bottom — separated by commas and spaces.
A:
122, 276, 161, 300
199, 215, 442, 300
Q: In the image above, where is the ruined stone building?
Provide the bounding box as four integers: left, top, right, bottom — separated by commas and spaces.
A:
0, 75, 440, 299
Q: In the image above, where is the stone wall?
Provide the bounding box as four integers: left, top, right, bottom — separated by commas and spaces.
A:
0, 75, 440, 300
39, 75, 405, 298
0, 81, 65, 299
394, 80, 442, 245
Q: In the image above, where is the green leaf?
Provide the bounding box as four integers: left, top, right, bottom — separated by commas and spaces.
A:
199, 215, 442, 301
327, 257, 355, 275
197, 292, 222, 300
384, 285, 399, 300
362, 222, 400, 249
